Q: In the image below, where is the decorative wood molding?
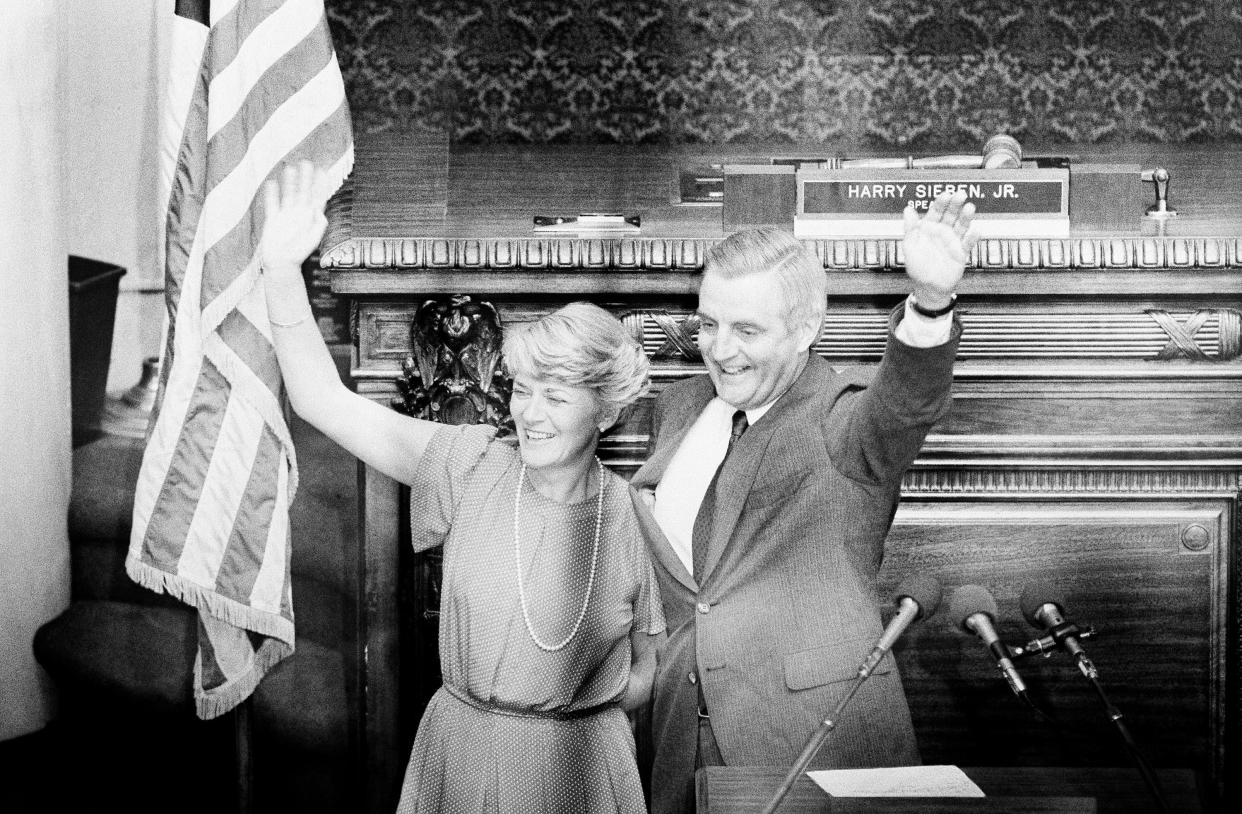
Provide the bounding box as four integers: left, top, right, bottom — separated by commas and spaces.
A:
388, 295, 513, 432
629, 308, 1242, 363
1149, 309, 1242, 361
356, 302, 1242, 371
900, 466, 1242, 497
322, 235, 1242, 272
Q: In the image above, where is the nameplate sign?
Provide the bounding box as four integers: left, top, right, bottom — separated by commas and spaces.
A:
794, 168, 1069, 238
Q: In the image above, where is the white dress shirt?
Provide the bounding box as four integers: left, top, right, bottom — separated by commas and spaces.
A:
652, 398, 775, 576
649, 296, 951, 576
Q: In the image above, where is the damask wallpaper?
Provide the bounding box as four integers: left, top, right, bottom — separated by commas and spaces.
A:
325, 0, 1242, 147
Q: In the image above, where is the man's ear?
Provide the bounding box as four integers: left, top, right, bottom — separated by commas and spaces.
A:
797, 313, 823, 351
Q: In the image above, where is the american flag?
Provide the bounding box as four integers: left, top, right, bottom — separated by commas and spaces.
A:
126, 0, 353, 719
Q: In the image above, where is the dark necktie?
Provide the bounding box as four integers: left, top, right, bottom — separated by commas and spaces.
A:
691, 409, 749, 583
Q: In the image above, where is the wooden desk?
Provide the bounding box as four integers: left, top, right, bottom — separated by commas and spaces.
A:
322, 135, 1242, 813
696, 766, 1204, 814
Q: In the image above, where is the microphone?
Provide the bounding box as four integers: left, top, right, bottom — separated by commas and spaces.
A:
759, 574, 941, 814
1019, 583, 1172, 814
859, 575, 942, 678
1012, 626, 1096, 659
948, 585, 1028, 698
1019, 581, 1096, 677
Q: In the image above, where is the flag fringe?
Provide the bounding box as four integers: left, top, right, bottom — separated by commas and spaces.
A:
127, 553, 295, 720
125, 554, 295, 645
128, 0, 352, 724
194, 636, 291, 720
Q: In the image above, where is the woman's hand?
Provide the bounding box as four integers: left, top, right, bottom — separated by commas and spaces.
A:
622, 627, 664, 712
259, 159, 331, 277
901, 189, 978, 310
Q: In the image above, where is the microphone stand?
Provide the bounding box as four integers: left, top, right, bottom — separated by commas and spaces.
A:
1050, 621, 1171, 814
758, 586, 937, 814
758, 671, 868, 814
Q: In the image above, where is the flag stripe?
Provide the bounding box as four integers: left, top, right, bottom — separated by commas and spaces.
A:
238, 277, 276, 344
160, 15, 209, 261
207, 0, 327, 140
160, 22, 211, 326
209, 0, 241, 27
140, 360, 231, 567
198, 58, 349, 313
197, 616, 229, 689
129, 0, 352, 720
202, 23, 345, 196
132, 217, 211, 545
220, 309, 283, 398
197, 0, 260, 85
250, 452, 291, 613
213, 425, 283, 605
177, 388, 267, 587
203, 313, 299, 497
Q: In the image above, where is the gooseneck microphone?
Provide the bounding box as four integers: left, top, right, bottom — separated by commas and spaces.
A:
1018, 581, 1170, 814
759, 575, 942, 814
1019, 582, 1093, 673
948, 585, 1029, 699
859, 574, 943, 678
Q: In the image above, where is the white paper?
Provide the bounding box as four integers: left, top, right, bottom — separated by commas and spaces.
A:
806, 765, 985, 798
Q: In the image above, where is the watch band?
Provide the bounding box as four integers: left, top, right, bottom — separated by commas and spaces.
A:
911, 293, 957, 318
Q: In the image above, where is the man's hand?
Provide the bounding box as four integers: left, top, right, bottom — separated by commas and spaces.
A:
259, 159, 332, 277
901, 189, 978, 310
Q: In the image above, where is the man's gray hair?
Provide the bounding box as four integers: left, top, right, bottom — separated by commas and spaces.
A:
702, 227, 827, 340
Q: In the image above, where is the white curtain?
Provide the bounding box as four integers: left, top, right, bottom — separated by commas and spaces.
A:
0, 1, 71, 739
62, 1, 173, 393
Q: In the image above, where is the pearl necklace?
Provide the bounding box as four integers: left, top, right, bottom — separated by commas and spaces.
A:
513, 458, 605, 652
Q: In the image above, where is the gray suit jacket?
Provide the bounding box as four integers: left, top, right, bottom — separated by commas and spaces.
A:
630, 316, 960, 814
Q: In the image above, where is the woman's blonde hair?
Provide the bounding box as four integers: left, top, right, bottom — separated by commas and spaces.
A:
503, 302, 650, 429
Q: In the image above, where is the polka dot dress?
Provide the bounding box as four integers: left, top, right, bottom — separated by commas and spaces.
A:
396, 424, 665, 814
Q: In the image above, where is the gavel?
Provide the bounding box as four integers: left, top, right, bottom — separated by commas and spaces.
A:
825, 133, 1022, 170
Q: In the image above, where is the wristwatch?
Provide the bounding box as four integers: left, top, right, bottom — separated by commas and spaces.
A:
911, 293, 957, 318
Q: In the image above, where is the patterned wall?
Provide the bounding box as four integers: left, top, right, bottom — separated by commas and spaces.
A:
326, 0, 1242, 147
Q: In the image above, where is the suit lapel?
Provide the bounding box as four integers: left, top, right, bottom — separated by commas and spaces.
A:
629, 488, 697, 593
631, 375, 717, 491
697, 423, 771, 583
699, 354, 833, 584
631, 376, 717, 594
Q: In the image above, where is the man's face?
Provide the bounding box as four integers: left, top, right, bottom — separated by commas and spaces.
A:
696, 271, 819, 410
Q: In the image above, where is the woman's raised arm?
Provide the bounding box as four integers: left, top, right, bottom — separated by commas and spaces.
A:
259, 160, 439, 485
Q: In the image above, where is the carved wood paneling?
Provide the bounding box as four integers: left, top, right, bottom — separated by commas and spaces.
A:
901, 467, 1242, 497
329, 142, 1242, 813
881, 501, 1231, 797
323, 235, 1242, 273
630, 308, 1242, 363
355, 301, 1242, 374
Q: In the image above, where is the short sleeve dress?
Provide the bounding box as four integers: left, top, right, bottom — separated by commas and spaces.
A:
395, 424, 666, 814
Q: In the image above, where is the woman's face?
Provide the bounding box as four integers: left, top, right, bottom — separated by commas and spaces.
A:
509, 371, 606, 475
